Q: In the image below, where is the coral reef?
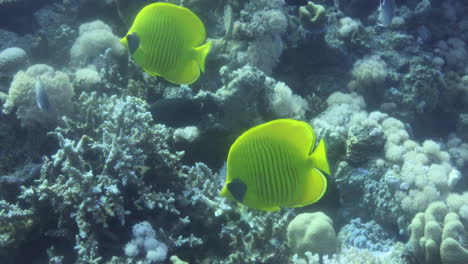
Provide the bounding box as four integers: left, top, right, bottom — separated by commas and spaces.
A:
70, 20, 125, 66
1, 0, 468, 263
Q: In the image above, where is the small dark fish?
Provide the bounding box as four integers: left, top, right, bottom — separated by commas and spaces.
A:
149, 97, 217, 127
35, 78, 51, 112
126, 32, 140, 55
285, 0, 308, 6
378, 0, 395, 27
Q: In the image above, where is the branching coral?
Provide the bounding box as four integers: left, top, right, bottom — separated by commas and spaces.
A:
18, 92, 184, 262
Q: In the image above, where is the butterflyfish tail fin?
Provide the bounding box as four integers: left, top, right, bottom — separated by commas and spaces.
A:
194, 41, 212, 73
310, 138, 331, 175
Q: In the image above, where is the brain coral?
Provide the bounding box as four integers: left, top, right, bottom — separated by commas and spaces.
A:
287, 212, 337, 257
0, 47, 28, 77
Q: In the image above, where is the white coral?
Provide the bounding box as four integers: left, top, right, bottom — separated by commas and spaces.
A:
70, 20, 125, 66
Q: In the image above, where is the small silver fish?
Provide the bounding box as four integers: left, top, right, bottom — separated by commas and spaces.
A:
35, 78, 51, 112
378, 0, 395, 27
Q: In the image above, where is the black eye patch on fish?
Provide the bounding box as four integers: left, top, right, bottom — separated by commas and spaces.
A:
126, 32, 140, 55
227, 178, 247, 202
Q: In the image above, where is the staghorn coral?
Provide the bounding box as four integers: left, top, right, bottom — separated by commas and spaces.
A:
18, 92, 185, 263
181, 162, 294, 263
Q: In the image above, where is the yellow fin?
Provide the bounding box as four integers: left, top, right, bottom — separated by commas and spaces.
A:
164, 60, 199, 85
310, 138, 331, 175
120, 37, 128, 48
292, 168, 327, 207
240, 119, 316, 157
259, 206, 281, 212
194, 41, 212, 73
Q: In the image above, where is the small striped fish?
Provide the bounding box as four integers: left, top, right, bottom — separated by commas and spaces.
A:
220, 119, 331, 211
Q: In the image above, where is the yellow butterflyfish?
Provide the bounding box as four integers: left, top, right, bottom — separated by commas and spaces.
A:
220, 119, 330, 211
120, 3, 212, 85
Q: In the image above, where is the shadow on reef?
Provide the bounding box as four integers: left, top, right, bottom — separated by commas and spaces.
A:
274, 36, 352, 101
412, 105, 458, 140
0, 0, 50, 34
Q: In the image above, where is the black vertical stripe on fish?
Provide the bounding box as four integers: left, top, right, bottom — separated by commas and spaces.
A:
270, 139, 284, 204
254, 138, 270, 204
258, 138, 272, 204
165, 21, 179, 73
169, 21, 182, 72
281, 143, 294, 202
264, 138, 280, 205
146, 17, 159, 70
151, 12, 166, 71
159, 15, 173, 74
151, 14, 165, 71
243, 143, 258, 200
164, 15, 177, 73
247, 140, 266, 201
284, 147, 296, 204
258, 138, 275, 204
283, 145, 295, 204
255, 138, 270, 204
157, 15, 170, 73
248, 138, 266, 204
269, 140, 288, 202
274, 140, 288, 203
173, 31, 185, 71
